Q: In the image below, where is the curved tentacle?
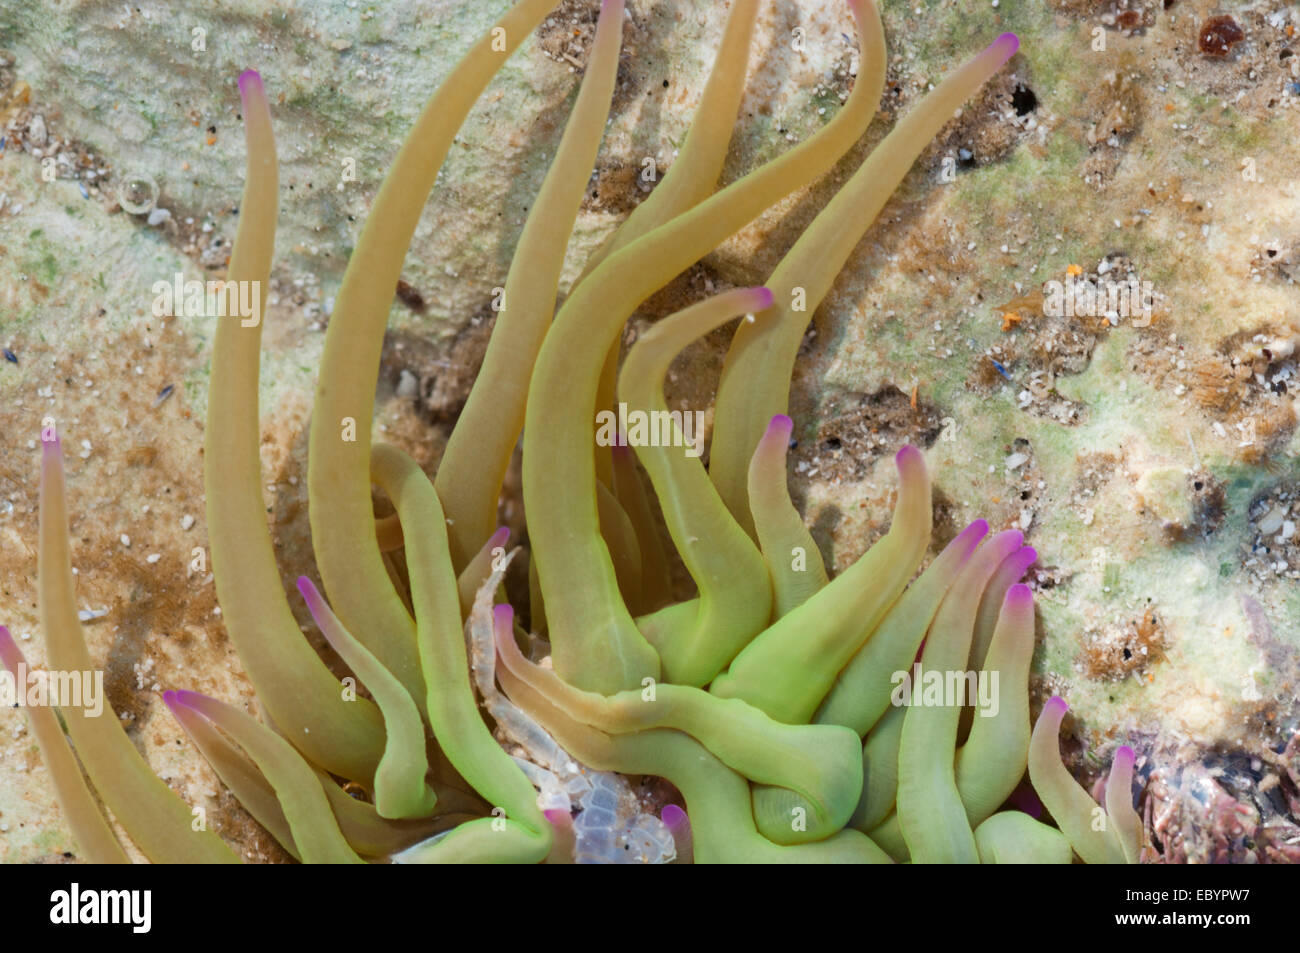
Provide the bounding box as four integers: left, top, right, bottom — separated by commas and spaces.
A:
297, 578, 437, 820
307, 0, 565, 710
165, 691, 362, 864
619, 287, 775, 685
894, 529, 1023, 863
710, 446, 931, 724
708, 33, 1021, 530
369, 444, 551, 863
746, 414, 829, 617
207, 69, 384, 780
522, 0, 888, 694
437, 0, 626, 568
494, 649, 891, 863
493, 604, 861, 844
39, 436, 237, 864
1028, 696, 1129, 864
0, 626, 129, 864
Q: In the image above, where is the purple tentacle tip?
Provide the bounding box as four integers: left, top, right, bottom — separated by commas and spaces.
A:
895, 444, 922, 466
1046, 695, 1068, 715
1115, 745, 1135, 766
493, 602, 514, 626
1006, 582, 1034, 605
751, 286, 775, 310
238, 69, 263, 97
767, 414, 793, 438
661, 804, 688, 828
171, 689, 206, 710
992, 32, 1020, 60
489, 526, 510, 546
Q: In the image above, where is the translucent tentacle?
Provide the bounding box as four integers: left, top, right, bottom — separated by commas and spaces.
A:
39, 436, 237, 864
297, 577, 437, 820
370, 444, 551, 863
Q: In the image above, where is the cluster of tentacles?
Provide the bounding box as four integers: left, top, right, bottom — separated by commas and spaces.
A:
2, 0, 1146, 863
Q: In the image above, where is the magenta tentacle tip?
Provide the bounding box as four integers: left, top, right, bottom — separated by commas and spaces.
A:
961, 518, 990, 539
1115, 745, 1135, 766
295, 576, 327, 617
661, 804, 688, 827
895, 444, 922, 466
1005, 582, 1034, 606
991, 32, 1020, 61
750, 286, 775, 310
489, 526, 510, 546
493, 602, 514, 626
170, 689, 209, 710
766, 414, 793, 438
996, 528, 1024, 551
1045, 695, 1068, 715
544, 807, 572, 826
238, 69, 263, 97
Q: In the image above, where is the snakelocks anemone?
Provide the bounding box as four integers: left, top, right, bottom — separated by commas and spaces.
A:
1, 0, 1147, 863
